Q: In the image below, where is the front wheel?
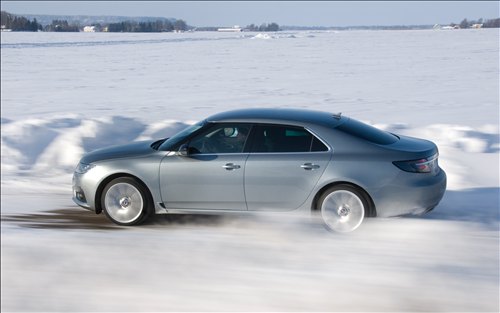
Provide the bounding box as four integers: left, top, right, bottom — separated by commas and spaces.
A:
318, 185, 369, 233
101, 177, 152, 226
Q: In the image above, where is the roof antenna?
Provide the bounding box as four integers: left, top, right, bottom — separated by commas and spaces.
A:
332, 112, 342, 120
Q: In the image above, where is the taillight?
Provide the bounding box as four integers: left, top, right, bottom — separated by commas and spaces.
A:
393, 153, 439, 174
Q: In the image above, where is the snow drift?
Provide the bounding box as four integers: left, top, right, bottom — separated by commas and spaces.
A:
1, 114, 498, 191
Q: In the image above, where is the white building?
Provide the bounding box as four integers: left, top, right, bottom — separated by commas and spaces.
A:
83, 26, 96, 32
218, 25, 242, 32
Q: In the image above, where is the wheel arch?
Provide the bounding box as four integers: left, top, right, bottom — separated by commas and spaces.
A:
94, 173, 153, 214
312, 181, 377, 217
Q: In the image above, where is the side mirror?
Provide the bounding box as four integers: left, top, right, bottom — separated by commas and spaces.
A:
178, 144, 189, 156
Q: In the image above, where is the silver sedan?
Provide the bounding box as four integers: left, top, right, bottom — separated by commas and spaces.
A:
73, 108, 447, 232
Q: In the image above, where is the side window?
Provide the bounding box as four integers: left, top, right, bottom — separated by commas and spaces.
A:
251, 125, 328, 153
188, 123, 252, 154
311, 136, 329, 152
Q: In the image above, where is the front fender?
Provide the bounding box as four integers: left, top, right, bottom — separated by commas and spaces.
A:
89, 152, 167, 214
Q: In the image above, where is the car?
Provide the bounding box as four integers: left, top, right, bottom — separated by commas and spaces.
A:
72, 108, 447, 232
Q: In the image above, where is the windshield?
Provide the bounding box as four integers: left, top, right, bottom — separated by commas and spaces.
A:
159, 120, 206, 151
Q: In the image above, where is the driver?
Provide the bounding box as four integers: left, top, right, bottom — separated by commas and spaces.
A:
219, 126, 249, 153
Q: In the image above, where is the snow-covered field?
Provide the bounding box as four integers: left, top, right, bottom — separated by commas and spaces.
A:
1, 30, 499, 311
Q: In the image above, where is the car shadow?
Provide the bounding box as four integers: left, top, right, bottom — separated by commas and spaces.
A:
1, 208, 121, 230
146, 212, 226, 227
1, 207, 226, 230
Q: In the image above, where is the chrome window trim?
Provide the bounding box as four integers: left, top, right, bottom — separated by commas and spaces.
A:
166, 149, 331, 157
245, 151, 331, 156
304, 126, 333, 152
166, 151, 250, 157
174, 151, 331, 156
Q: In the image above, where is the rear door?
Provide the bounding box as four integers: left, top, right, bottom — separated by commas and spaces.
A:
244, 124, 332, 211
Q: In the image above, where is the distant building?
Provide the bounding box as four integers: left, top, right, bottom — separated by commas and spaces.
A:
441, 25, 460, 30
83, 26, 96, 32
1, 25, 12, 32
218, 25, 242, 32
471, 24, 483, 29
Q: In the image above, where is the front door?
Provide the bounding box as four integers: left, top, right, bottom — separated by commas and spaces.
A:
159, 123, 252, 210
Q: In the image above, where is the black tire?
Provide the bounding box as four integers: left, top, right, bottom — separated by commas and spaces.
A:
317, 184, 371, 232
101, 177, 153, 226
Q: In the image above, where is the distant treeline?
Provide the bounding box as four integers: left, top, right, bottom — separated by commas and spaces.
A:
451, 18, 500, 28
44, 19, 79, 32
195, 22, 280, 32
283, 18, 500, 31
0, 11, 188, 32
1, 11, 42, 31
2, 10, 499, 32
106, 19, 187, 32
245, 23, 280, 32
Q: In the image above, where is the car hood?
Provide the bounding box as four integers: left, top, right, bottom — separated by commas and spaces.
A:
81, 140, 156, 164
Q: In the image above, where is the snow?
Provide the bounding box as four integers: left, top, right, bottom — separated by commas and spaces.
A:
252, 32, 272, 39
1, 29, 499, 311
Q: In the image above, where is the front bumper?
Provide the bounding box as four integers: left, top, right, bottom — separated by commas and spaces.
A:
72, 187, 91, 209
72, 171, 97, 211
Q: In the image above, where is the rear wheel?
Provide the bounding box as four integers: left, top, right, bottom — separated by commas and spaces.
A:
101, 177, 152, 226
318, 185, 369, 233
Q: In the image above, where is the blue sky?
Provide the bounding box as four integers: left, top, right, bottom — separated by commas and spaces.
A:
1, 1, 498, 26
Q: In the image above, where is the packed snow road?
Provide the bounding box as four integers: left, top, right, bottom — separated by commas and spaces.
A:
1, 187, 498, 312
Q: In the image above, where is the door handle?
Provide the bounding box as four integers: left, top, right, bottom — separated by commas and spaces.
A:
301, 163, 320, 170
222, 163, 241, 170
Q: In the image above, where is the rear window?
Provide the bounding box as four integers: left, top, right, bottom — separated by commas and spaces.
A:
336, 118, 398, 145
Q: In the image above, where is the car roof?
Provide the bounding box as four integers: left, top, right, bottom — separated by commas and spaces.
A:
206, 108, 347, 128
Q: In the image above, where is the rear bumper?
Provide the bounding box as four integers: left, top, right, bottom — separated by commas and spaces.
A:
371, 168, 447, 217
